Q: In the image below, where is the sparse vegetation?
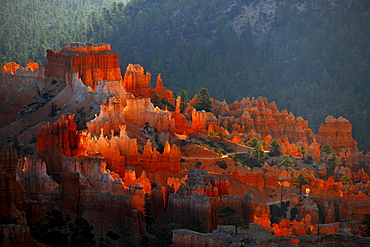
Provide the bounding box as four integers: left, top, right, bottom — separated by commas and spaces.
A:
268, 139, 281, 157
293, 174, 309, 194
216, 160, 228, 170
340, 175, 353, 186
218, 206, 247, 235
279, 157, 294, 168
321, 144, 333, 155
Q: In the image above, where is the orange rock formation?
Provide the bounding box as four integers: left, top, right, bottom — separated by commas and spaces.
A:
123, 64, 151, 98
45, 43, 122, 89
316, 116, 357, 158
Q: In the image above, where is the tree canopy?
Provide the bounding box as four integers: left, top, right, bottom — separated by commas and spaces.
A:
218, 206, 247, 234
293, 174, 309, 194
193, 88, 213, 112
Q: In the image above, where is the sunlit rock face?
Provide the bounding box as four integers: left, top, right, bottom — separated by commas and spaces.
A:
45, 43, 122, 89
1, 61, 45, 87
317, 116, 358, 158
123, 63, 151, 98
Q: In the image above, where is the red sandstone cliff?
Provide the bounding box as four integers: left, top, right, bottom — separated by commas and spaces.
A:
316, 116, 357, 158
45, 43, 122, 89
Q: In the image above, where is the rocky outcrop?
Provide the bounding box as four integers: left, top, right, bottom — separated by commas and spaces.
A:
123, 97, 174, 132
161, 170, 254, 232
86, 97, 126, 137
316, 116, 357, 158
123, 64, 151, 98
212, 97, 315, 144
37, 114, 81, 173
151, 74, 174, 104
17, 156, 58, 200
45, 43, 122, 89
1, 61, 45, 87
0, 147, 26, 225
0, 147, 35, 247
172, 229, 242, 247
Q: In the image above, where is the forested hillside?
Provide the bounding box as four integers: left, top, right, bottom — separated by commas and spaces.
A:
0, 0, 127, 64
1, 0, 369, 152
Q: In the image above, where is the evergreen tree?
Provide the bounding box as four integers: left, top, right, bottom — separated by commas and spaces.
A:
178, 89, 189, 112
249, 142, 266, 167
279, 157, 294, 168
361, 214, 370, 237
320, 144, 333, 155
268, 139, 281, 157
247, 137, 260, 148
143, 193, 154, 231
218, 206, 247, 235
340, 175, 353, 186
293, 174, 309, 194
188, 215, 205, 233
326, 154, 339, 176
193, 88, 212, 112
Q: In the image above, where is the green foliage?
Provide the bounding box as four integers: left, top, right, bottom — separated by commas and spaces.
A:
196, 138, 228, 154
247, 137, 260, 148
30, 209, 96, 247
340, 175, 353, 186
279, 157, 294, 168
293, 174, 309, 194
216, 160, 228, 169
178, 90, 189, 112
268, 139, 281, 157
193, 88, 212, 112
269, 202, 289, 224
249, 143, 267, 167
326, 154, 339, 176
218, 206, 247, 234
0, 0, 125, 64
188, 215, 205, 233
320, 144, 333, 155
361, 214, 370, 237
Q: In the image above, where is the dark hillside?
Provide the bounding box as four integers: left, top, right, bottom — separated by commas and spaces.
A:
0, 0, 127, 64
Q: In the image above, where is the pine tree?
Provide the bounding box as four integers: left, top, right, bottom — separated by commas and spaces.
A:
268, 139, 281, 157
293, 174, 309, 194
143, 193, 154, 231
249, 143, 266, 167
178, 90, 189, 112
218, 206, 247, 235
193, 88, 212, 112
247, 137, 260, 148
279, 157, 294, 168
